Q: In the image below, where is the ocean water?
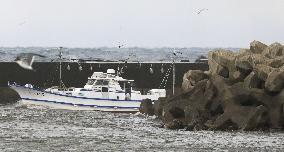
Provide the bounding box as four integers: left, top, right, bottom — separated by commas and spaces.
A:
1, 103, 284, 152
0, 47, 239, 62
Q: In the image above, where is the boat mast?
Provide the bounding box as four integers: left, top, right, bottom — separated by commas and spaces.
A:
172, 58, 175, 95
59, 47, 63, 88
172, 49, 181, 96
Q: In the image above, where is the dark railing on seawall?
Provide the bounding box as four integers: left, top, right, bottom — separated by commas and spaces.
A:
0, 61, 208, 90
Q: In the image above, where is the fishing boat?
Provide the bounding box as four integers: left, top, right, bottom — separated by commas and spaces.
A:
9, 49, 166, 112
9, 69, 166, 112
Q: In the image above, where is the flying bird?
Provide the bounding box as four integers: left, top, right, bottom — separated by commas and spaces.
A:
173, 50, 182, 56
15, 53, 45, 70
118, 41, 126, 48
118, 44, 124, 48
196, 8, 208, 15
18, 21, 27, 26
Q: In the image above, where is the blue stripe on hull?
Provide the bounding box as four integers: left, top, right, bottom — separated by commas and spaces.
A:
21, 98, 140, 109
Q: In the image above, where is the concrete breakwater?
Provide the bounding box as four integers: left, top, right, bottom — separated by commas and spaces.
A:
0, 61, 208, 104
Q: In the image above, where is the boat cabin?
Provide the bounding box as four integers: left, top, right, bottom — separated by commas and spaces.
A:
46, 69, 165, 101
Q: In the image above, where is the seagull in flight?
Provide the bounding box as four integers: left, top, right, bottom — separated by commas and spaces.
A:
15, 53, 45, 70
118, 43, 125, 48
173, 50, 182, 56
197, 8, 208, 15
18, 21, 27, 26
118, 44, 124, 48
118, 41, 126, 48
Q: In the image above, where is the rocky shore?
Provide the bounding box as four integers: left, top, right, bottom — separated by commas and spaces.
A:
140, 41, 284, 131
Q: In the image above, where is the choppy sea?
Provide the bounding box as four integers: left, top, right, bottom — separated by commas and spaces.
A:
0, 47, 240, 62
0, 103, 284, 152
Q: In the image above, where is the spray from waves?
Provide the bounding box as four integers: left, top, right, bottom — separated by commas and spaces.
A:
6, 100, 52, 110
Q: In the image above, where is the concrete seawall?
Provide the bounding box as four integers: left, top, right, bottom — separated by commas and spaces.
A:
0, 62, 208, 88
0, 62, 208, 104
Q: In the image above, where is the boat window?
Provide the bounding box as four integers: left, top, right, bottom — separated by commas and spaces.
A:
87, 79, 95, 85
95, 80, 109, 86
95, 80, 103, 85
118, 81, 133, 90
102, 87, 108, 92
80, 89, 92, 91
102, 74, 107, 78
58, 88, 68, 91
103, 80, 109, 85
69, 89, 73, 91
108, 75, 115, 78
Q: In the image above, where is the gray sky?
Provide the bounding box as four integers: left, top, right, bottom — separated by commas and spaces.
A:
0, 0, 283, 48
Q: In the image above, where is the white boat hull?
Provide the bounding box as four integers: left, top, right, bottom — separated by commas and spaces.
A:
10, 84, 141, 112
